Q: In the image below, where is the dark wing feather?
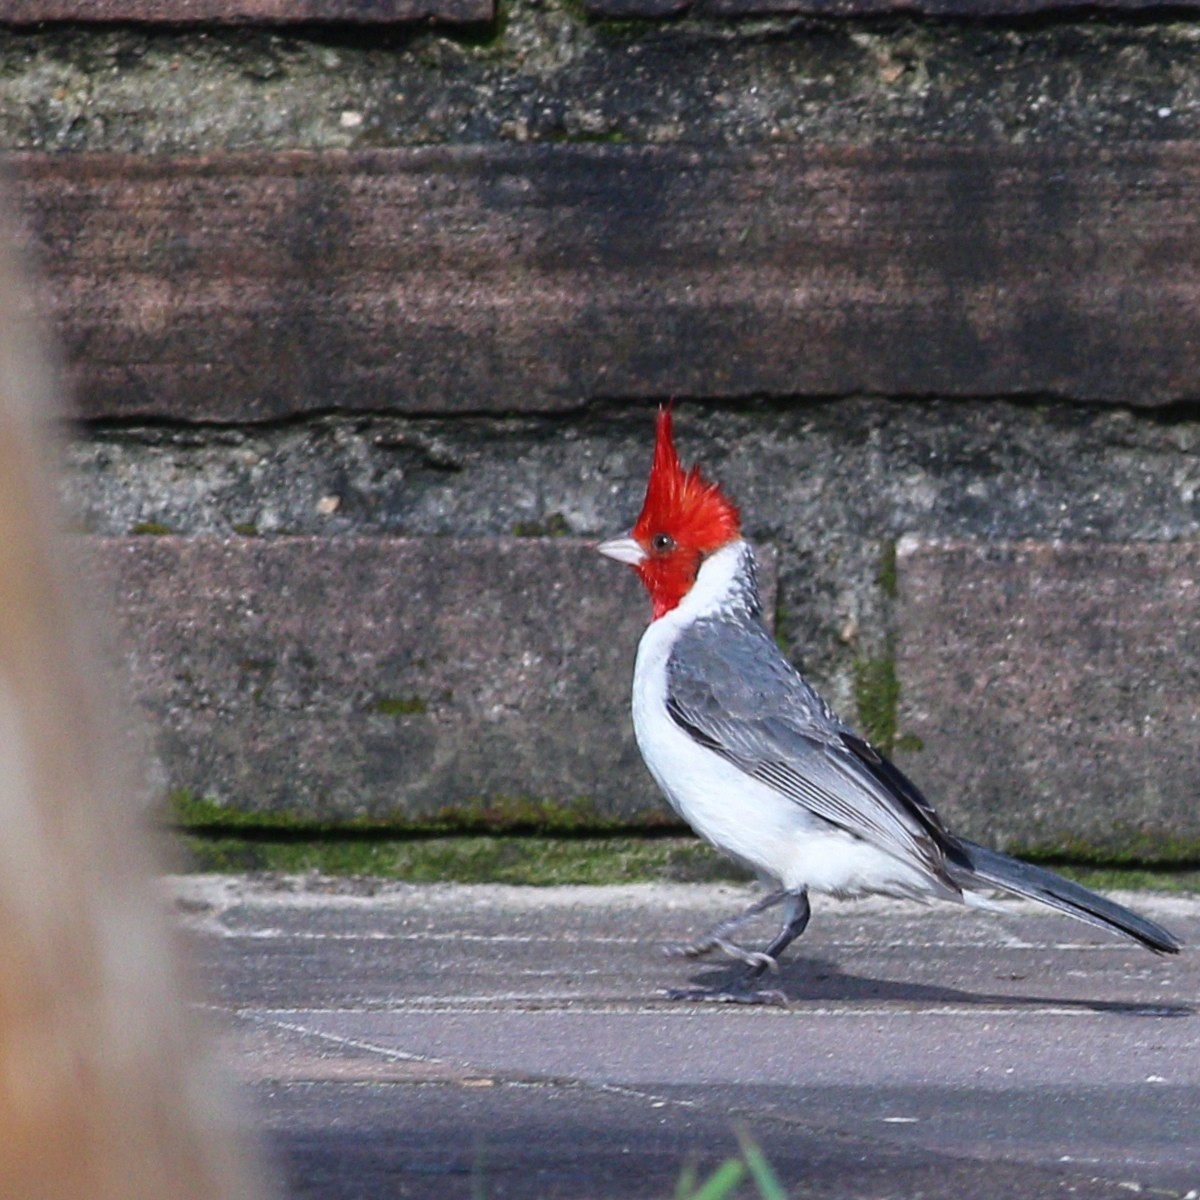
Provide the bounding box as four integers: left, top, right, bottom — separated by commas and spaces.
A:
665, 616, 957, 886
835, 730, 954, 846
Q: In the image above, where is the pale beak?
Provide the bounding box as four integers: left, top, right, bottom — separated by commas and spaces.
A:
596, 535, 646, 566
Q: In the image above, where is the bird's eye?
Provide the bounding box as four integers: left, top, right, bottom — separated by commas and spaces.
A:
651, 533, 676, 554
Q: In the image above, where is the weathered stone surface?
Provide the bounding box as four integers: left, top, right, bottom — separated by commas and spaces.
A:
0, 20, 1198, 158
96, 535, 775, 824
894, 538, 1200, 856
6, 0, 1186, 18
16, 143, 1200, 421
0, 0, 491, 22
61, 401, 1200, 734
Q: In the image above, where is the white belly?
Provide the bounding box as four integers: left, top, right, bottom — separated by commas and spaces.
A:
630, 591, 941, 901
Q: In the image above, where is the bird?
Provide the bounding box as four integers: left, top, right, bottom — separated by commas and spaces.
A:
597, 406, 1181, 1003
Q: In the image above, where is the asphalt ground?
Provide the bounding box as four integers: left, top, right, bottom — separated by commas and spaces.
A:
173, 876, 1200, 1200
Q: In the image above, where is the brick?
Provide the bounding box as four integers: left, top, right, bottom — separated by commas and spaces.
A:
586, 0, 1195, 15
893, 538, 1200, 856
97, 536, 776, 826
0, 0, 491, 23
14, 144, 1200, 421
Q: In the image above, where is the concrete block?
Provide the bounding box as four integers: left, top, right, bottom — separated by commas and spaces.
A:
15, 144, 1200, 420
97, 535, 776, 827
894, 538, 1200, 856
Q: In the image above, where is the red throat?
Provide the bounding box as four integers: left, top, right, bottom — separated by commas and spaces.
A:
629, 407, 741, 618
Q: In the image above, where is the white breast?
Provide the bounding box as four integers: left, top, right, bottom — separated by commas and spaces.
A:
629, 542, 948, 901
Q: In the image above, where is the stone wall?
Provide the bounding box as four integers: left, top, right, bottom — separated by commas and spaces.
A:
4, 2, 1200, 855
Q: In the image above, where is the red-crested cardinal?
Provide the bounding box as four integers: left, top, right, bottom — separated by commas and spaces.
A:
598, 408, 1180, 1003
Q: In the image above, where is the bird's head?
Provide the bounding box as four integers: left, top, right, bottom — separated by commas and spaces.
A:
597, 407, 741, 619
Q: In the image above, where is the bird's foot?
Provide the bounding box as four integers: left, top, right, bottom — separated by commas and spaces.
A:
665, 937, 777, 971
662, 983, 788, 1007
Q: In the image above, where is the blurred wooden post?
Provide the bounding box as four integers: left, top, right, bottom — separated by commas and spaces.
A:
0, 196, 269, 1198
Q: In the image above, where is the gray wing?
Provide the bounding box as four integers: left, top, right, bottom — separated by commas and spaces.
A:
665, 615, 957, 885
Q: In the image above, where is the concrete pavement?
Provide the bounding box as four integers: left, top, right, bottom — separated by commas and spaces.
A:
173, 876, 1200, 1199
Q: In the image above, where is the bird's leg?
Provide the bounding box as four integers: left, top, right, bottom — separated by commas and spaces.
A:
734, 889, 811, 987
665, 890, 811, 1006
666, 888, 789, 968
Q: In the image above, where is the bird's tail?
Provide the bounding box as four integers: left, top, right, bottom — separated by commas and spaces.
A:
947, 839, 1182, 955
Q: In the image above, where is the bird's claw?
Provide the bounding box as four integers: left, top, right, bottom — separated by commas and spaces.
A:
665, 938, 777, 972
665, 939, 718, 960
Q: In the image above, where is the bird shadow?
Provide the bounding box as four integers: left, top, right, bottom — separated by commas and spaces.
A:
670, 954, 1194, 1016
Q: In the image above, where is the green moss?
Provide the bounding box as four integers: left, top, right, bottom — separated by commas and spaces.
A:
1045, 865, 1200, 895
511, 512, 571, 537
853, 656, 899, 754
1009, 827, 1200, 869
371, 695, 428, 717
131, 521, 172, 536
538, 0, 673, 37
165, 788, 678, 837
166, 790, 1200, 887
877, 538, 899, 600
176, 833, 742, 885
442, 0, 509, 51
166, 789, 424, 836
846, 542, 910, 752
431, 793, 678, 834
555, 0, 591, 22
894, 733, 924, 754
232, 522, 259, 537
171, 830, 1200, 891
167, 791, 317, 832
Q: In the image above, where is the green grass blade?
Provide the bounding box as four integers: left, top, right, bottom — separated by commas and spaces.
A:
734, 1127, 787, 1200
686, 1158, 746, 1200
675, 1158, 700, 1200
